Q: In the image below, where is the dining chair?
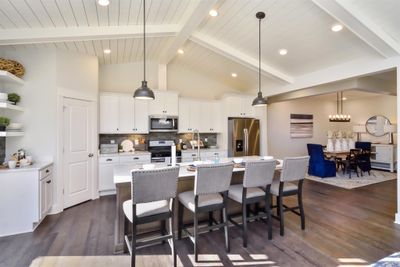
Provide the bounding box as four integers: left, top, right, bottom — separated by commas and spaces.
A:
228, 160, 276, 247
177, 162, 234, 262
271, 156, 309, 236
123, 166, 180, 267
342, 149, 361, 178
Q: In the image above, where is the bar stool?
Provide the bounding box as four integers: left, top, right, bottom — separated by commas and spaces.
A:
228, 160, 276, 247
271, 156, 309, 236
178, 163, 234, 262
123, 166, 180, 267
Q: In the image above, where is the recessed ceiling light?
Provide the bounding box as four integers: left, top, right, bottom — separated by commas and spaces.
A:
98, 0, 110, 6
103, 49, 111, 54
231, 73, 237, 78
279, 49, 288, 55
209, 9, 218, 17
331, 24, 343, 32
342, 97, 347, 100
177, 49, 184, 55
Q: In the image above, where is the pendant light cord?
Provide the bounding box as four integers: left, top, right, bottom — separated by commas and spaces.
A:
258, 17, 261, 94
143, 0, 146, 81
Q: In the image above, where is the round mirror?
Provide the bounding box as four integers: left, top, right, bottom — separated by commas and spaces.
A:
365, 115, 391, 137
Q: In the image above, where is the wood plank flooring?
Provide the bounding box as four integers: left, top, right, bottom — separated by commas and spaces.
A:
1, 179, 399, 267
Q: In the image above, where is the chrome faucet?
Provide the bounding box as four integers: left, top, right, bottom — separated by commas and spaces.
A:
192, 129, 201, 161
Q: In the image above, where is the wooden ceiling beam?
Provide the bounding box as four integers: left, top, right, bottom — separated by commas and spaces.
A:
312, 0, 400, 58
0, 25, 180, 45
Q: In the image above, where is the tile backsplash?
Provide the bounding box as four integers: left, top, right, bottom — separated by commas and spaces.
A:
99, 133, 218, 150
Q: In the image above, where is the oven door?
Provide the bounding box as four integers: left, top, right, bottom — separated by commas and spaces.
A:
151, 157, 171, 163
149, 116, 178, 132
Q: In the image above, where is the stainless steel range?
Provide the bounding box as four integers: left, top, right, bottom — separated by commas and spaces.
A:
148, 140, 181, 163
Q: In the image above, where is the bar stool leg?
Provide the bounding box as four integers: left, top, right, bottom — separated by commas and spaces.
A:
222, 205, 230, 252
208, 211, 213, 232
242, 202, 248, 247
194, 213, 199, 262
178, 202, 183, 240
265, 193, 272, 240
161, 220, 167, 244
123, 217, 129, 253
278, 195, 284, 236
169, 214, 177, 267
298, 184, 305, 230
131, 222, 137, 267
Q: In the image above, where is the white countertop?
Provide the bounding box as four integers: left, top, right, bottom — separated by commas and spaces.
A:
0, 162, 53, 174
99, 151, 151, 157
182, 148, 227, 153
114, 157, 282, 184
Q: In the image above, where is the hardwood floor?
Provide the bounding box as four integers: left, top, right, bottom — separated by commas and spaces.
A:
1, 179, 399, 267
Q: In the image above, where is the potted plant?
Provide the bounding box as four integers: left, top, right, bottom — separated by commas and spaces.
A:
0, 117, 10, 131
8, 93, 20, 105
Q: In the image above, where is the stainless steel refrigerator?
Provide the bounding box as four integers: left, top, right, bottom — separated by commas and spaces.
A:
228, 118, 260, 157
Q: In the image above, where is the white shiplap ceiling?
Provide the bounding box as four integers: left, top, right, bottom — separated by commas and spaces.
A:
0, 0, 399, 92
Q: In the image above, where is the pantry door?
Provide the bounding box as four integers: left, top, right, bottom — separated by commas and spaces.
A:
63, 98, 94, 208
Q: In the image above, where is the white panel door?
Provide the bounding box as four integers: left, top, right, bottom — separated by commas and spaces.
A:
99, 95, 119, 133
134, 99, 149, 133
63, 98, 94, 208
226, 97, 242, 117
199, 101, 211, 133
190, 100, 201, 131
148, 91, 164, 115
118, 96, 135, 133
210, 102, 222, 132
241, 97, 254, 117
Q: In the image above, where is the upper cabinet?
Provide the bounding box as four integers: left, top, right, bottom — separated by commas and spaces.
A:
224, 95, 255, 118
148, 91, 179, 116
179, 98, 221, 133
99, 93, 148, 134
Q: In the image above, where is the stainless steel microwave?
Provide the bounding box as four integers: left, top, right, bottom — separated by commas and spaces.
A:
149, 116, 178, 132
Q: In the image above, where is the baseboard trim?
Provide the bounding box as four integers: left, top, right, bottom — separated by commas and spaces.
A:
395, 213, 400, 224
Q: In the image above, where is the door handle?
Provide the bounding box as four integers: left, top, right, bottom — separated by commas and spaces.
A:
88, 153, 94, 157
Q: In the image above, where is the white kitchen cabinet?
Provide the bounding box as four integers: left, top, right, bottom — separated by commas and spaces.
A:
148, 91, 179, 116
100, 93, 149, 134
100, 94, 119, 133
200, 101, 221, 133
0, 163, 53, 237
181, 149, 228, 162
224, 96, 254, 118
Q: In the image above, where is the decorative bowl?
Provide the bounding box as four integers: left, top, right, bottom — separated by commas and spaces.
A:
233, 158, 243, 164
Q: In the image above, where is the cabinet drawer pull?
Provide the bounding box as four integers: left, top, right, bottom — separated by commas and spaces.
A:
106, 158, 112, 162
133, 157, 139, 160
46, 180, 52, 184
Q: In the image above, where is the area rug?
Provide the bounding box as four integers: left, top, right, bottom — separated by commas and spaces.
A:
306, 170, 396, 189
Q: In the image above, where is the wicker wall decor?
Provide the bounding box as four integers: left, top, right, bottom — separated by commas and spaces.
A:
0, 58, 25, 78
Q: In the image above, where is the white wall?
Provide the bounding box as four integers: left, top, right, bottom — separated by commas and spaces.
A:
99, 61, 158, 93
396, 66, 400, 225
167, 64, 241, 99
268, 94, 397, 159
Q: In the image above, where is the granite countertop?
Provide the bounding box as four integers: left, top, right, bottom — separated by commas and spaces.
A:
0, 162, 53, 174
99, 151, 151, 157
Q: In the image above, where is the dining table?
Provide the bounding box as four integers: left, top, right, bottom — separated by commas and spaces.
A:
112, 157, 283, 253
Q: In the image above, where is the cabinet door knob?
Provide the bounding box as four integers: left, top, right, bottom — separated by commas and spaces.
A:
46, 180, 52, 184
46, 169, 50, 173
88, 153, 94, 157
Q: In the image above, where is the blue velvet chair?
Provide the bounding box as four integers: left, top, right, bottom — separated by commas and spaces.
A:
307, 144, 336, 178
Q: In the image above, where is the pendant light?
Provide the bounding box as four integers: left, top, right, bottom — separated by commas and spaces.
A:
134, 0, 155, 100
329, 92, 351, 122
252, 12, 267, 107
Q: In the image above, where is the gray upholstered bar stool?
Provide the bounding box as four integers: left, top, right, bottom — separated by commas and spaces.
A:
177, 163, 234, 262
271, 156, 309, 236
228, 160, 276, 247
123, 166, 180, 267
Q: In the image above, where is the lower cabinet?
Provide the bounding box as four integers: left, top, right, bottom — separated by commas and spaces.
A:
181, 150, 228, 163
99, 154, 151, 195
40, 175, 53, 220
371, 144, 397, 172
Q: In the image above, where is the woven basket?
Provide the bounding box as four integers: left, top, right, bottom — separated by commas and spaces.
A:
9, 60, 25, 78
0, 58, 14, 73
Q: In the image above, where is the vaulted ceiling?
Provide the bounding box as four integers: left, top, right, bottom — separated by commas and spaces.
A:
0, 0, 399, 93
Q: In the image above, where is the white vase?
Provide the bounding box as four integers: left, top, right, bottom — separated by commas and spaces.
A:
341, 138, 349, 151
348, 138, 355, 149
327, 139, 334, 152
334, 139, 342, 152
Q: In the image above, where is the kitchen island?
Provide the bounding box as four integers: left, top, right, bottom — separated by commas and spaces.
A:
113, 157, 282, 253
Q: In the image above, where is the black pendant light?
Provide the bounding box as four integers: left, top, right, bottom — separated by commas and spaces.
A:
252, 12, 267, 107
134, 0, 155, 100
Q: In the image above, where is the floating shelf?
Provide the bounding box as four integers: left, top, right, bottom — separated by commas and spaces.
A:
0, 131, 24, 137
0, 102, 25, 111
0, 70, 24, 85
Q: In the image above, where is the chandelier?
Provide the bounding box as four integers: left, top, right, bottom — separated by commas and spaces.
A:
329, 92, 351, 122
